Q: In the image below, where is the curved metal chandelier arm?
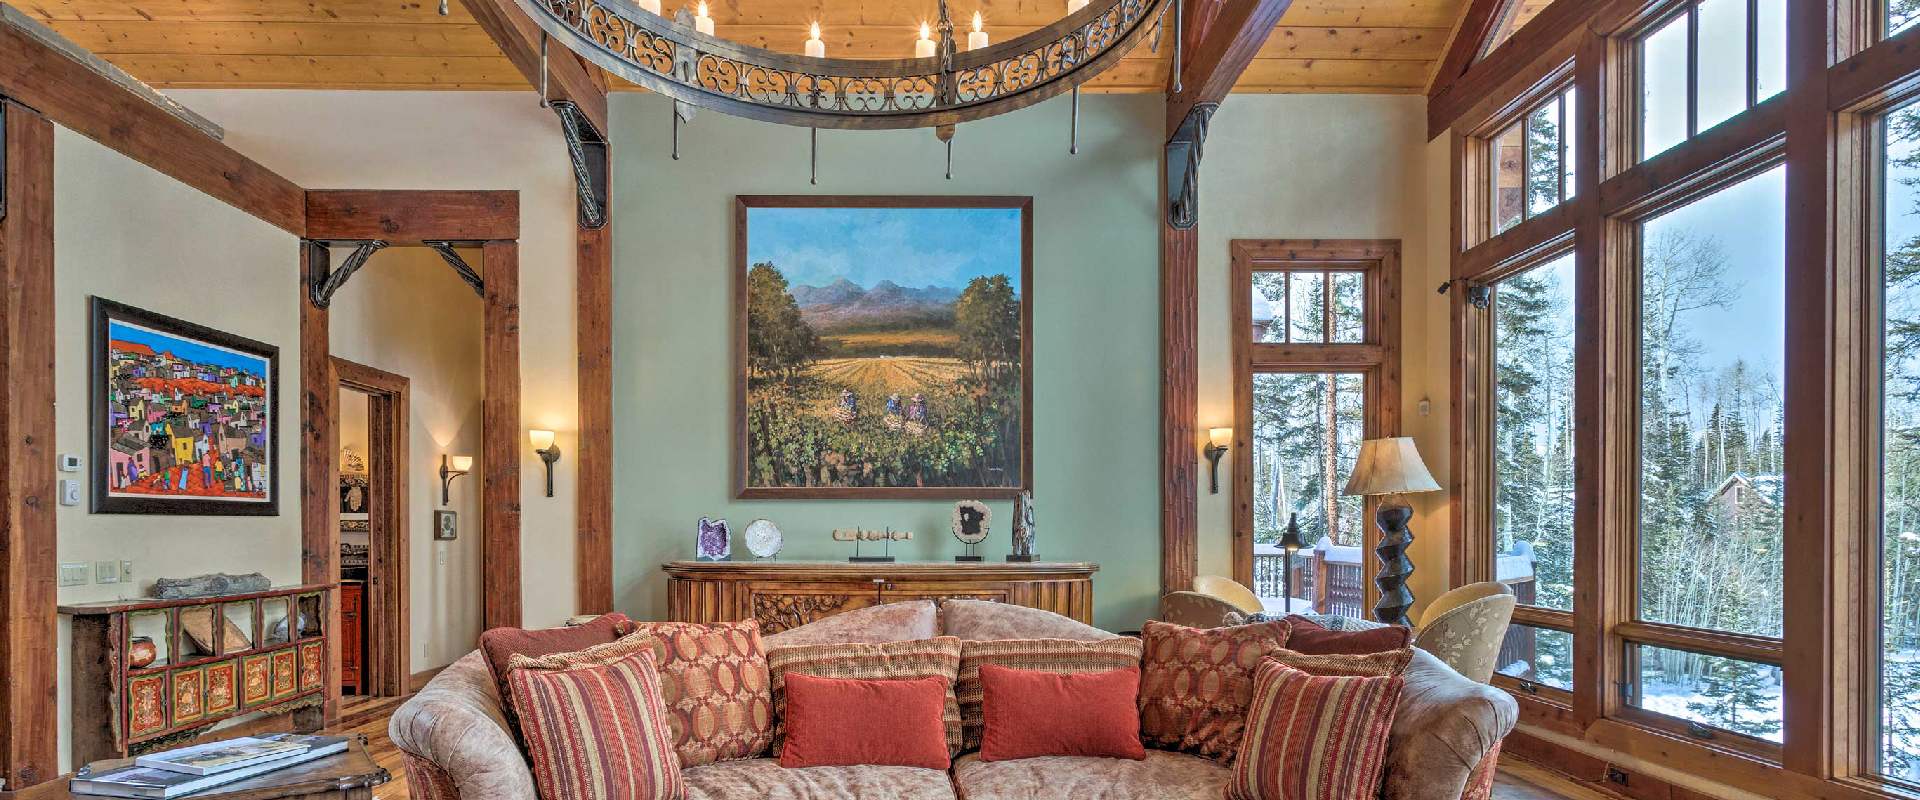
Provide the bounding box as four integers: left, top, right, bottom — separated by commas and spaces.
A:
515, 0, 1171, 130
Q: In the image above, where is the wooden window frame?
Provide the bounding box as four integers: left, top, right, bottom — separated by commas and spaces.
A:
1448, 0, 1920, 796
1481, 75, 1579, 241
1228, 240, 1401, 615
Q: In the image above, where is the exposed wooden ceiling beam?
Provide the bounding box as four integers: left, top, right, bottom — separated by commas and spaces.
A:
1166, 0, 1296, 133
457, 0, 607, 133
1426, 0, 1584, 137
1425, 0, 1504, 96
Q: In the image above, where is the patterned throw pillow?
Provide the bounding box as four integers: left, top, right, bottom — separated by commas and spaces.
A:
625, 620, 775, 767
507, 649, 682, 800
480, 613, 632, 738
1265, 646, 1413, 678
955, 637, 1143, 751
1137, 619, 1291, 762
1228, 661, 1404, 800
766, 636, 964, 754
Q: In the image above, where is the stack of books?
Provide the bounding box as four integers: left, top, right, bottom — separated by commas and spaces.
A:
71, 734, 349, 798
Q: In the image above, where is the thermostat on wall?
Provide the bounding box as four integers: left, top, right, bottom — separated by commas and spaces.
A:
59, 454, 81, 472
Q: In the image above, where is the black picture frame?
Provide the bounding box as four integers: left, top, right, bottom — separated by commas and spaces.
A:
90, 297, 281, 516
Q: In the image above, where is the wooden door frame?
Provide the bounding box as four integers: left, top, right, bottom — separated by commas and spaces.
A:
301, 190, 522, 725
1226, 240, 1403, 614
332, 358, 410, 698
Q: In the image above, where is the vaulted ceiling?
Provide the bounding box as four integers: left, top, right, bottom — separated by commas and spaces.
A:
19, 0, 1470, 94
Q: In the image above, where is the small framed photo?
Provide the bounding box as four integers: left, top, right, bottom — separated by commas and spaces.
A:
433, 510, 458, 541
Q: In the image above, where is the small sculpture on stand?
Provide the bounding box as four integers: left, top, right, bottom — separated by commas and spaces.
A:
952, 501, 990, 562
836, 528, 912, 562
1007, 491, 1037, 562
696, 517, 731, 562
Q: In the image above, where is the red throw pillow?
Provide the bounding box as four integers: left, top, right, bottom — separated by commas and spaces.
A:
1229, 661, 1404, 800
779, 673, 952, 769
1138, 619, 1292, 762
1282, 615, 1412, 655
479, 613, 633, 736
978, 664, 1146, 762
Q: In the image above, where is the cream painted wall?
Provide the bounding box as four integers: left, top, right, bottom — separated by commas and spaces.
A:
170, 90, 585, 631
327, 247, 486, 672
1192, 95, 1453, 618
51, 126, 304, 771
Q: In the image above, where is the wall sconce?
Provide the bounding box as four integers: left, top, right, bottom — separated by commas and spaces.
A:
1203, 427, 1231, 495
439, 454, 472, 506
530, 430, 562, 498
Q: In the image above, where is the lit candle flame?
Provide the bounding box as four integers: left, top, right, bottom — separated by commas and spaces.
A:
971, 11, 983, 32
810, 21, 821, 39
696, 1, 708, 16
919, 21, 930, 39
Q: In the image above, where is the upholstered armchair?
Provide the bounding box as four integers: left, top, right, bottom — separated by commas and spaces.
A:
1158, 590, 1245, 629
1412, 582, 1516, 684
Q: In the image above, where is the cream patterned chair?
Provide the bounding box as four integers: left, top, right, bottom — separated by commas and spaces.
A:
1412, 582, 1516, 684
1190, 574, 1264, 615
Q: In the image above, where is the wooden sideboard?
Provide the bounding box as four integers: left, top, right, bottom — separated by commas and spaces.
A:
662, 561, 1099, 633
62, 584, 332, 764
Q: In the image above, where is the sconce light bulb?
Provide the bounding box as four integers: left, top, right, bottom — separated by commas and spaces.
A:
529, 429, 557, 451
451, 455, 474, 472
1207, 427, 1232, 449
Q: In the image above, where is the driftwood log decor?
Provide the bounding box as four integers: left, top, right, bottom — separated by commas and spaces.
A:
149, 572, 271, 600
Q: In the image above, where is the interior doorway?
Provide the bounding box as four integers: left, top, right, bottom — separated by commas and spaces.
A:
333, 358, 410, 698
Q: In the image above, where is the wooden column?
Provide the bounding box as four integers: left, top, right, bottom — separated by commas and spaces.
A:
576, 214, 614, 615
483, 241, 524, 630
0, 98, 58, 791
297, 240, 340, 726
1161, 222, 1200, 596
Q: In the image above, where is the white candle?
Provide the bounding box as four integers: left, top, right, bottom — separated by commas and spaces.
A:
1067, 0, 1088, 12
967, 12, 988, 50
638, 0, 660, 14
694, 1, 715, 35
914, 22, 935, 58
805, 22, 825, 57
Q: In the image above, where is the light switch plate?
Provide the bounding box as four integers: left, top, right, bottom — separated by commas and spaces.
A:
121, 560, 134, 581
94, 560, 119, 584
59, 480, 81, 506
59, 563, 88, 587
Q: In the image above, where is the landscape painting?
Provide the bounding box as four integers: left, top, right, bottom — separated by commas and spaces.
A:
91, 298, 279, 515
736, 196, 1031, 498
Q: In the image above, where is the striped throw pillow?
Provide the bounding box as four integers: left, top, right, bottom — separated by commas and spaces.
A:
1264, 646, 1413, 678
1228, 661, 1404, 800
956, 637, 1143, 751
507, 649, 683, 800
766, 636, 963, 754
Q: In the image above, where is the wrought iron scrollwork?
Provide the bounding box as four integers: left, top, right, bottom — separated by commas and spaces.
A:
307, 239, 390, 310
422, 241, 486, 297
513, 0, 1169, 130
1165, 102, 1217, 230
552, 100, 609, 230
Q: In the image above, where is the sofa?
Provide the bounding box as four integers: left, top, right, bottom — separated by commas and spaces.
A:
390, 600, 1516, 800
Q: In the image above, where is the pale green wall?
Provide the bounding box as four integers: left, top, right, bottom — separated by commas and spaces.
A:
610, 93, 1164, 631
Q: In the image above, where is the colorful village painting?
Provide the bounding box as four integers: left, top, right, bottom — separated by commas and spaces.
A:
736, 197, 1031, 498
92, 299, 278, 515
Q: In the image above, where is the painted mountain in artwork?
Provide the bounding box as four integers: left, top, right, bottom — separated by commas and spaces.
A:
791, 278, 962, 331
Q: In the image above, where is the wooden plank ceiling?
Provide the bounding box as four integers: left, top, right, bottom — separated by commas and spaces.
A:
18, 0, 1469, 93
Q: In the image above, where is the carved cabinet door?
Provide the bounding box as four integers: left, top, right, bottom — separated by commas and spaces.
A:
743, 581, 884, 635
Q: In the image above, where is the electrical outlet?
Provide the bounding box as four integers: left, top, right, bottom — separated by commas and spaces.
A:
59, 563, 88, 587
95, 560, 119, 584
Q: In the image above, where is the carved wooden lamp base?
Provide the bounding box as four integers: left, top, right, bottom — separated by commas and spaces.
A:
1372, 503, 1416, 626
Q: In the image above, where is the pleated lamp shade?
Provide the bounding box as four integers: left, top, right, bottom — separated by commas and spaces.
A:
1341, 437, 1441, 497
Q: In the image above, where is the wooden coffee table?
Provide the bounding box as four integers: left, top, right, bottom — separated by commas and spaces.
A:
15, 738, 388, 800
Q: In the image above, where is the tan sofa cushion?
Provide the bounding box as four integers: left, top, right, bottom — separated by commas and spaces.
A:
763, 601, 940, 648
1378, 648, 1519, 800
683, 758, 956, 800
938, 600, 1117, 641
387, 651, 538, 800
951, 751, 1228, 800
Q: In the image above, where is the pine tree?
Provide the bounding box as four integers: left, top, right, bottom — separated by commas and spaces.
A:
1685, 658, 1782, 739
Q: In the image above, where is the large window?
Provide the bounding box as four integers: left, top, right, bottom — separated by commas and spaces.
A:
1636, 166, 1786, 640
1882, 95, 1920, 781
1232, 242, 1398, 618
1638, 0, 1786, 160
1443, 0, 1920, 790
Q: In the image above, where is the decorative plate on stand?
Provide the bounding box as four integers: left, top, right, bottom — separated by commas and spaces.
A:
744, 518, 783, 559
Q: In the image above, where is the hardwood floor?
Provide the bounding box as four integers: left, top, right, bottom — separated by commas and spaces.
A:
323, 695, 1585, 800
